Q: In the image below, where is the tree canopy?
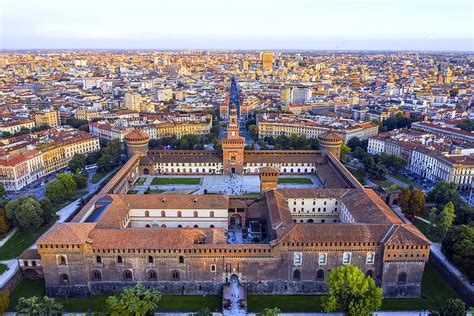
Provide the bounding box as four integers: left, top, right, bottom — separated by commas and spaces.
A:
68, 154, 86, 173
323, 265, 382, 316
399, 188, 426, 220
106, 283, 162, 316
16, 296, 63, 316
5, 196, 44, 232
441, 225, 474, 282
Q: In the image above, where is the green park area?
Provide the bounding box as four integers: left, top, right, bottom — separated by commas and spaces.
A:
7, 279, 221, 313
247, 264, 458, 312
6, 263, 459, 313
0, 222, 54, 260
151, 177, 201, 185
278, 178, 313, 184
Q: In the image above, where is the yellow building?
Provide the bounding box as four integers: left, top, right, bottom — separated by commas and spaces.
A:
35, 111, 59, 128
261, 52, 274, 72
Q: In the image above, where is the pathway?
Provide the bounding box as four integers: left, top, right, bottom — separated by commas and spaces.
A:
0, 168, 117, 289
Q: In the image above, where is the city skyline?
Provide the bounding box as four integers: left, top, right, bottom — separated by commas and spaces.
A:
1, 0, 473, 51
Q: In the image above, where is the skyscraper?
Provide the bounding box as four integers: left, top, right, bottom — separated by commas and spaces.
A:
261, 52, 274, 72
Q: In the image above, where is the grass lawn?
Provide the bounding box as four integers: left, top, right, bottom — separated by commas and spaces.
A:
372, 178, 405, 191
91, 172, 107, 184
248, 263, 459, 312
412, 218, 441, 243
0, 221, 55, 260
389, 173, 420, 189
127, 190, 138, 194
0, 263, 8, 275
151, 177, 201, 185
145, 189, 164, 194
278, 178, 313, 184
7, 278, 221, 313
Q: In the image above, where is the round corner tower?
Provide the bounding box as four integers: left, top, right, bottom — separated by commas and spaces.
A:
318, 131, 343, 159
124, 130, 150, 158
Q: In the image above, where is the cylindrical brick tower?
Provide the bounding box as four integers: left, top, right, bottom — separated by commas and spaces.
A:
318, 131, 343, 159
124, 130, 150, 158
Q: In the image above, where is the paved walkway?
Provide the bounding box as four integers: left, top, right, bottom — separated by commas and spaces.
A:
0, 168, 117, 289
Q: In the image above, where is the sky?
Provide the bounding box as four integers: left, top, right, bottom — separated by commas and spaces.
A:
1, 0, 473, 51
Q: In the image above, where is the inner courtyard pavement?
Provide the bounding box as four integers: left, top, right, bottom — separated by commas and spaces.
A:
129, 174, 324, 195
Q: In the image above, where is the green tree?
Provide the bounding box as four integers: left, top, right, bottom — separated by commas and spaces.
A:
68, 154, 86, 172
0, 291, 9, 315
432, 298, 466, 316
16, 296, 62, 316
41, 296, 63, 315
56, 173, 76, 199
262, 307, 281, 316
71, 173, 88, 190
427, 181, 463, 208
45, 181, 66, 204
40, 198, 55, 223
442, 225, 474, 281
456, 119, 474, 132
0, 184, 5, 200
5, 196, 44, 231
98, 153, 113, 173
323, 265, 382, 316
104, 139, 122, 165
106, 283, 162, 316
430, 202, 456, 239
340, 142, 351, 162
248, 124, 258, 140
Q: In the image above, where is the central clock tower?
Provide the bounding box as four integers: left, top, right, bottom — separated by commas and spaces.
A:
222, 106, 245, 174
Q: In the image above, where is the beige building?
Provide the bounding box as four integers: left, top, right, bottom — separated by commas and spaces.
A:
35, 111, 60, 128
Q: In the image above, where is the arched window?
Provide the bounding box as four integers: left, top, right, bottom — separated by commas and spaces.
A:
366, 270, 374, 279
193, 211, 198, 218
148, 256, 154, 264
161, 224, 167, 228
177, 224, 182, 228
179, 256, 184, 264
149, 270, 157, 281
96, 256, 102, 264
177, 211, 182, 217
145, 211, 150, 217
397, 272, 407, 284
316, 269, 324, 280
210, 211, 214, 218
123, 270, 133, 280
145, 224, 150, 228
293, 269, 301, 281
161, 211, 166, 217
171, 270, 180, 280
193, 225, 199, 228
61, 273, 69, 284
58, 255, 67, 266
92, 270, 102, 281
117, 256, 123, 264
210, 225, 215, 228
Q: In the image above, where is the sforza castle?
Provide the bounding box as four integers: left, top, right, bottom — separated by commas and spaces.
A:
20, 106, 430, 300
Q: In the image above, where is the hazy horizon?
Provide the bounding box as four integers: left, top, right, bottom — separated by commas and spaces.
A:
1, 0, 473, 51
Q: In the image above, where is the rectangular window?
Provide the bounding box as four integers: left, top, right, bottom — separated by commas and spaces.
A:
294, 252, 302, 265
210, 264, 216, 272
366, 252, 375, 264
343, 252, 351, 264
318, 253, 327, 265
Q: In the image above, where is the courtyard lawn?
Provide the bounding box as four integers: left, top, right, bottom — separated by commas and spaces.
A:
278, 178, 313, 184
151, 177, 201, 185
7, 278, 221, 313
127, 190, 138, 194
145, 189, 165, 194
247, 264, 459, 312
0, 263, 8, 275
0, 222, 55, 260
